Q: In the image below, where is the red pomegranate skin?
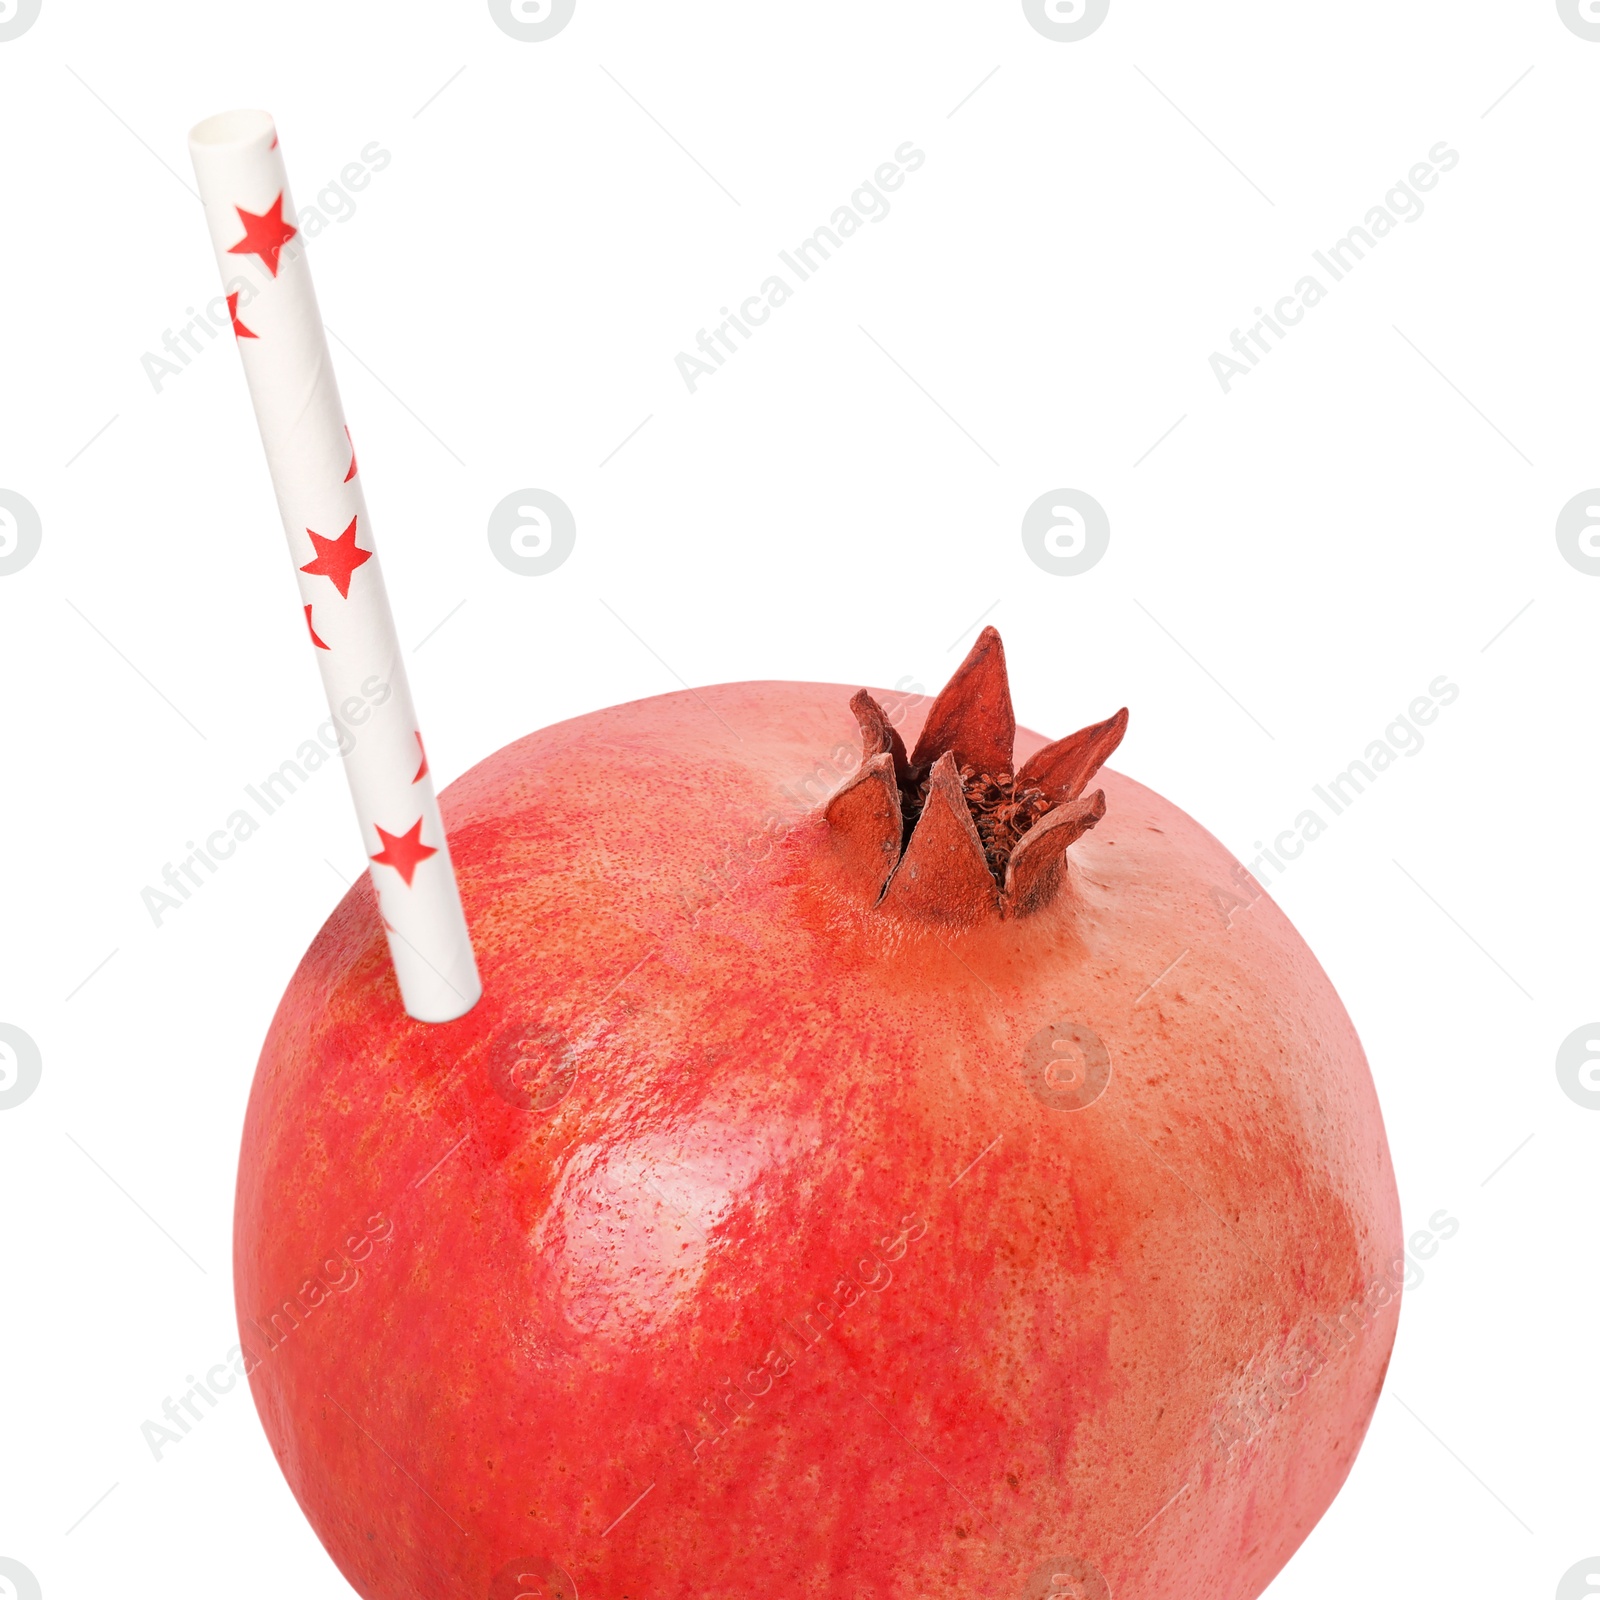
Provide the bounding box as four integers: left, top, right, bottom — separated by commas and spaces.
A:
236, 676, 1402, 1600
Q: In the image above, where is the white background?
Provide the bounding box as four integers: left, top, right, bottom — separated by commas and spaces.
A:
1, 1, 1595, 1596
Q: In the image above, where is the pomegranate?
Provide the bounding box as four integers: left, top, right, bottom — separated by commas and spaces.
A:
237, 628, 1401, 1599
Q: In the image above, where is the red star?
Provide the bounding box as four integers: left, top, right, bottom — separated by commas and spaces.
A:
412, 732, 429, 783
227, 291, 257, 340
304, 604, 330, 650
299, 515, 372, 599
344, 426, 358, 483
370, 819, 437, 887
227, 193, 298, 278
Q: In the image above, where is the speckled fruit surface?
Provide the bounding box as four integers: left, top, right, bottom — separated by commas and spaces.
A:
237, 648, 1401, 1600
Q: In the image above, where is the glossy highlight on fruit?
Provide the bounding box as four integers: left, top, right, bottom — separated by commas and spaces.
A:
237, 630, 1402, 1600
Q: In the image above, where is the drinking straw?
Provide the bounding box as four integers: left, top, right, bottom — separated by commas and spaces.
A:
189, 110, 481, 1023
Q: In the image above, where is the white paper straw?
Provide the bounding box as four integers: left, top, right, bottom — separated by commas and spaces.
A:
189, 109, 481, 1023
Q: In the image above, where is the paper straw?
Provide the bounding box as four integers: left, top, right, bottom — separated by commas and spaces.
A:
189, 109, 481, 1024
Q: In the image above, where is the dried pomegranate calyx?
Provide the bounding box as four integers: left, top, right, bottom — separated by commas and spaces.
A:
830, 628, 1127, 921
907, 625, 1013, 776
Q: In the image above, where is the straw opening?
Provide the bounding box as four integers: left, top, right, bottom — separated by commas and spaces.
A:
189, 108, 276, 148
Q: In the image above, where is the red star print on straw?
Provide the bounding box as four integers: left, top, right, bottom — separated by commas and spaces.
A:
227, 291, 257, 340
304, 604, 330, 650
371, 820, 438, 887
228, 193, 298, 277
413, 732, 429, 783
344, 426, 358, 483
299, 515, 372, 599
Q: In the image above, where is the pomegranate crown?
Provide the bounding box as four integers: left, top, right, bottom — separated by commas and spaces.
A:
824, 627, 1127, 924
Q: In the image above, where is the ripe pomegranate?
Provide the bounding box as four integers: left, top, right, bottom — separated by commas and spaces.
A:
237, 629, 1401, 1600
